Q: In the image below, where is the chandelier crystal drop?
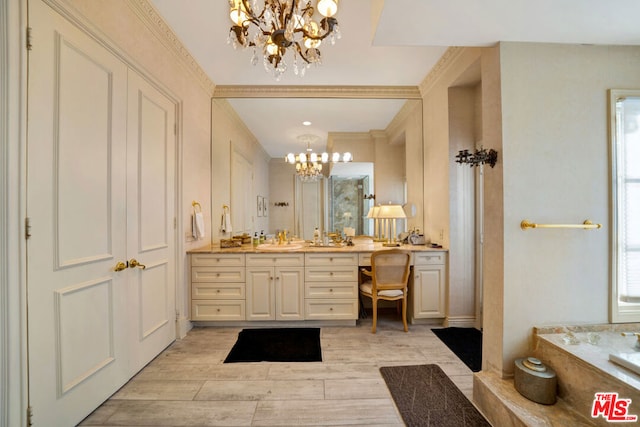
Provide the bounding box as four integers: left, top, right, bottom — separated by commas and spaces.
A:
227, 0, 340, 80
285, 134, 352, 182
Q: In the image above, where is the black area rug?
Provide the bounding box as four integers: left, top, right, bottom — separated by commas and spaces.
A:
380, 364, 490, 427
224, 328, 322, 363
432, 327, 482, 372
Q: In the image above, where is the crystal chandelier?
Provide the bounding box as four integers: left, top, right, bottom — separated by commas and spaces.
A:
227, 0, 341, 80
285, 134, 352, 182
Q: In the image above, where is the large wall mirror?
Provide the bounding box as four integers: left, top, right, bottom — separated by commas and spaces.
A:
212, 86, 424, 241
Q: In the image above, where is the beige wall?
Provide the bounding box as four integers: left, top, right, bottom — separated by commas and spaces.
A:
498, 42, 640, 374
426, 42, 640, 377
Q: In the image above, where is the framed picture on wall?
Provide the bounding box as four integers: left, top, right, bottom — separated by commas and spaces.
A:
263, 198, 268, 217
257, 196, 263, 217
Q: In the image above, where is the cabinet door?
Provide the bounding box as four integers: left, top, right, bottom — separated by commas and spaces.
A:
413, 265, 446, 318
246, 267, 275, 320
275, 267, 304, 320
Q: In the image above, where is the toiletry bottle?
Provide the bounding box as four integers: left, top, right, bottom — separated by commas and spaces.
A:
313, 227, 320, 244
253, 232, 259, 247
259, 230, 265, 244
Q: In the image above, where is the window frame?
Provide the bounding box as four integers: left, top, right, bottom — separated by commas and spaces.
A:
610, 89, 640, 322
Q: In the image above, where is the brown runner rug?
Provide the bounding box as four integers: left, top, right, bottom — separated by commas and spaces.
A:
380, 364, 490, 427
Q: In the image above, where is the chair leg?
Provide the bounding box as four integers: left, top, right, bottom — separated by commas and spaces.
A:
402, 295, 408, 332
371, 298, 378, 333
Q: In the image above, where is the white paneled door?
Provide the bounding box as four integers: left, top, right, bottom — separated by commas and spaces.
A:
27, 1, 176, 425
126, 69, 176, 373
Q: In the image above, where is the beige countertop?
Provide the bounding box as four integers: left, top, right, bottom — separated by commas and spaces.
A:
188, 241, 447, 254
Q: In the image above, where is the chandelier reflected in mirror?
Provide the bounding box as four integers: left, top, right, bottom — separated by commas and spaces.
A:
285, 134, 352, 182
227, 0, 340, 80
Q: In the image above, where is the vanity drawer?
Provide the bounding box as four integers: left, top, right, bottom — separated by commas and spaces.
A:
305, 282, 357, 299
305, 266, 358, 282
246, 253, 304, 267
413, 252, 446, 266
191, 253, 245, 267
305, 253, 358, 266
192, 283, 245, 300
192, 267, 245, 283
191, 300, 245, 321
305, 299, 358, 320
358, 253, 372, 266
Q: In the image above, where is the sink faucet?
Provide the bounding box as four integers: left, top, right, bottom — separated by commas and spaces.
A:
621, 332, 640, 350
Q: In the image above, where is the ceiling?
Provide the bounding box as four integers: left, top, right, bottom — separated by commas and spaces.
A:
150, 0, 640, 158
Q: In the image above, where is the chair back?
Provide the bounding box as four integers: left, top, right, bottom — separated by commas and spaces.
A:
371, 250, 411, 291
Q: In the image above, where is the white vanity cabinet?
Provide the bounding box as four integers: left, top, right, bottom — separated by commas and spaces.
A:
304, 253, 359, 320
245, 253, 305, 321
410, 251, 447, 321
191, 253, 246, 321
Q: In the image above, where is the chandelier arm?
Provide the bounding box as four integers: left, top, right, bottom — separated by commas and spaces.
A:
296, 17, 338, 40
293, 42, 313, 64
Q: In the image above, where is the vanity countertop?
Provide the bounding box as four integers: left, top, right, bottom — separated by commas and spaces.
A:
188, 241, 447, 254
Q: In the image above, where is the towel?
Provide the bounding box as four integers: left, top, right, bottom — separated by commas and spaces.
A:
192, 212, 205, 239
220, 212, 232, 234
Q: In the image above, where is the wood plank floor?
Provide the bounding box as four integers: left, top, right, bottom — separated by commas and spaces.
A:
80, 313, 475, 426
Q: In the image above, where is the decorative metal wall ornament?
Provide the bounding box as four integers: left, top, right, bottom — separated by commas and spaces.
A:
227, 0, 340, 80
455, 147, 498, 168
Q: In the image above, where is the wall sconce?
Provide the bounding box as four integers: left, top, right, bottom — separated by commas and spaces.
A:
363, 194, 376, 200
274, 202, 289, 207
456, 147, 498, 168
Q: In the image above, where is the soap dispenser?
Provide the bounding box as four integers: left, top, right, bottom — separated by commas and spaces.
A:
259, 230, 265, 244
253, 232, 259, 247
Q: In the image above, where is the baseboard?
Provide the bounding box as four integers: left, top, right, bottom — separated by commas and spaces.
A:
175, 316, 192, 339
444, 316, 476, 328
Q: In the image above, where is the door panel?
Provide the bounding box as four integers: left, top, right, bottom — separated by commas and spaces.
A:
27, 2, 177, 424
126, 69, 176, 372
27, 1, 129, 424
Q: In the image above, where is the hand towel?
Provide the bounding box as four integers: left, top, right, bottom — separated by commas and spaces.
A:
220, 212, 232, 234
193, 212, 205, 239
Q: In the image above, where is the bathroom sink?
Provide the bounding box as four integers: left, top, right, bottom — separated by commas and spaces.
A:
609, 352, 640, 375
256, 243, 304, 251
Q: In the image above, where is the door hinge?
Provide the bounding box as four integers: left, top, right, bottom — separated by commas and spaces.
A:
27, 405, 33, 426
25, 217, 31, 240
174, 217, 177, 229
26, 27, 33, 51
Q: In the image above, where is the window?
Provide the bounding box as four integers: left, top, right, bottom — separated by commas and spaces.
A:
611, 90, 640, 322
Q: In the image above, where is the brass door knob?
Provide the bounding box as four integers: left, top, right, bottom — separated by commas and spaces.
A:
114, 261, 128, 272
129, 259, 146, 269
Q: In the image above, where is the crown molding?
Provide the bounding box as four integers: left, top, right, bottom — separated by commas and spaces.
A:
419, 46, 466, 96
127, 0, 215, 95
213, 85, 422, 99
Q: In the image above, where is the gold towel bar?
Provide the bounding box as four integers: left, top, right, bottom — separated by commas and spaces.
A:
192, 201, 202, 212
520, 219, 602, 230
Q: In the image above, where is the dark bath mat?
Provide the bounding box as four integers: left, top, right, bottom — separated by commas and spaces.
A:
380, 364, 490, 427
432, 327, 482, 372
224, 327, 322, 363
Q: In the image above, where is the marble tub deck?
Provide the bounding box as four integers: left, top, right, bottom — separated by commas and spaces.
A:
475, 323, 640, 427
80, 313, 480, 426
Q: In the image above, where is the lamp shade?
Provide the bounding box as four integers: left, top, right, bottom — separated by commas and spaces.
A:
367, 206, 380, 218
378, 204, 406, 219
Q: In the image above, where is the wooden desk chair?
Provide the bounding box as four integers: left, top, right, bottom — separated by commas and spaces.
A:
359, 249, 411, 333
